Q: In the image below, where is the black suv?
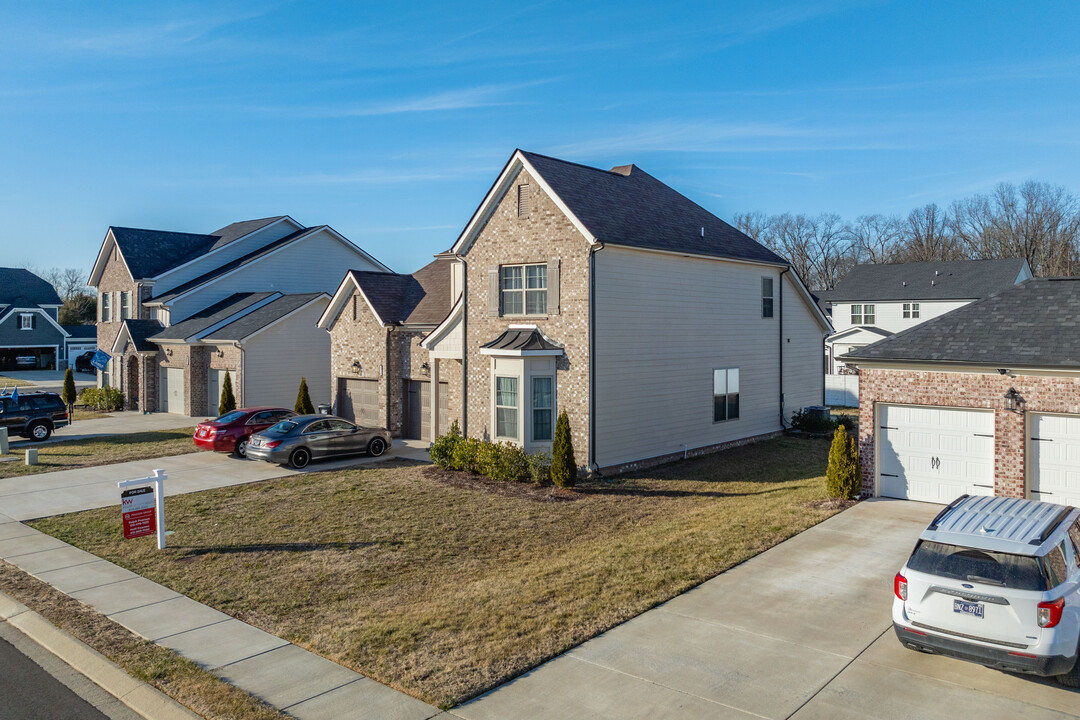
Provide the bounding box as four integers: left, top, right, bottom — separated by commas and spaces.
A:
75, 351, 97, 374
0, 392, 69, 441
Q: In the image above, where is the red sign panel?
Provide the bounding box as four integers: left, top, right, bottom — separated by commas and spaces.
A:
121, 486, 156, 539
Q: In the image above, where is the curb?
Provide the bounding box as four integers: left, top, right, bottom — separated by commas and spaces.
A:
0, 588, 201, 720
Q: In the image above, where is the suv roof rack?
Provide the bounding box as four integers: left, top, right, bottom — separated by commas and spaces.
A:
1030, 506, 1076, 546
927, 494, 969, 531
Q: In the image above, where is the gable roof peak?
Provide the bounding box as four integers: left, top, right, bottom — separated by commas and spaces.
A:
608, 164, 635, 176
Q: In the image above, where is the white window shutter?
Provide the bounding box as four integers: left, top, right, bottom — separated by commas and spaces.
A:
548, 258, 560, 314
488, 266, 500, 316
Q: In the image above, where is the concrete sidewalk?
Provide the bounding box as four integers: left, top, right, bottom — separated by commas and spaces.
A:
0, 510, 439, 720
0, 440, 431, 521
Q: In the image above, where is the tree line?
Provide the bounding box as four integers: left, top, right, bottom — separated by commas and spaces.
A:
733, 180, 1080, 291
34, 267, 96, 325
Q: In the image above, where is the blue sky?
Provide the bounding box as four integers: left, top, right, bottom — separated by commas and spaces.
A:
2, 1, 1079, 275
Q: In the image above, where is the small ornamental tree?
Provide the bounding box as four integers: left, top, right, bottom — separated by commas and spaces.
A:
826, 425, 861, 499
62, 368, 77, 417
219, 372, 236, 416
295, 377, 315, 414
550, 410, 577, 488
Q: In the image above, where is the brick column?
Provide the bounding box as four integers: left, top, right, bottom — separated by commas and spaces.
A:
994, 409, 1026, 498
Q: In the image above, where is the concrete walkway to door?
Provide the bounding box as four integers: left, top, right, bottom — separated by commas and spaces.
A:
452, 499, 1080, 720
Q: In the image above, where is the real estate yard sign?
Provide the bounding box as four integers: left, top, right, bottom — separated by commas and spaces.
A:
121, 486, 156, 539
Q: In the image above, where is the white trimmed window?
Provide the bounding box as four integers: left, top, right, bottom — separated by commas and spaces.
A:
121, 291, 132, 319
761, 277, 774, 318
495, 376, 518, 438
713, 367, 740, 422
863, 304, 876, 324
19, 313, 34, 330
851, 304, 875, 325
903, 302, 920, 319
500, 264, 547, 316
100, 292, 112, 322
532, 377, 553, 442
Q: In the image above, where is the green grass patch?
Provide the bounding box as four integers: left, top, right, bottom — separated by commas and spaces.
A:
0, 428, 197, 478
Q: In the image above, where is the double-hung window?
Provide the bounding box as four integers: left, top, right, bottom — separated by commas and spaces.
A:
903, 303, 920, 319
850, 304, 862, 324
101, 293, 112, 322
532, 377, 553, 442
761, 278, 774, 318
713, 368, 740, 422
121, 291, 132, 319
862, 304, 876, 324
500, 264, 547, 316
495, 376, 519, 438
18, 313, 33, 330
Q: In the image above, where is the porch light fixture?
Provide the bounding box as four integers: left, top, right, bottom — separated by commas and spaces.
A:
165, 348, 172, 357
351, 360, 361, 374
1004, 387, 1024, 412
420, 361, 430, 376
216, 349, 224, 358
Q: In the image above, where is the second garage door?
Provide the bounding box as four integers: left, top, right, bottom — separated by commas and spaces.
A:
878, 404, 995, 503
1029, 413, 1080, 507
337, 378, 379, 426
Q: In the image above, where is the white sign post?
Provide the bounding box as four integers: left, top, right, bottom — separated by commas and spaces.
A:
118, 469, 167, 550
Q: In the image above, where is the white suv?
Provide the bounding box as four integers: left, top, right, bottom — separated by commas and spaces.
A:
893, 495, 1080, 687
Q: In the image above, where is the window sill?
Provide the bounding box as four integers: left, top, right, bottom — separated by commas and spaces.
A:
500, 314, 549, 320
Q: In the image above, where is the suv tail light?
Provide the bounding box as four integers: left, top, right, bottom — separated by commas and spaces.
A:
1038, 597, 1064, 628
894, 573, 907, 601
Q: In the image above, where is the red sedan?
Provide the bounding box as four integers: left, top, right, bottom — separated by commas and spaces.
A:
193, 407, 296, 458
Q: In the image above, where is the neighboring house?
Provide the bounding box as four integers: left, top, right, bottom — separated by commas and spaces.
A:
0, 267, 68, 371
841, 278, 1080, 506
62, 325, 97, 362
88, 216, 388, 415
824, 259, 1031, 374
320, 150, 832, 474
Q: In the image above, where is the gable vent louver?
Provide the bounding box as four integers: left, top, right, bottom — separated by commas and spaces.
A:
517, 184, 531, 218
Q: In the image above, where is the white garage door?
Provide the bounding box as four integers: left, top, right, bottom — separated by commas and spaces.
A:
159, 367, 185, 415
1029, 414, 1080, 507
878, 404, 995, 503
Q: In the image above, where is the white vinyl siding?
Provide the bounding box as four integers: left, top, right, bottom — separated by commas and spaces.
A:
830, 299, 970, 334
593, 247, 827, 469
241, 299, 331, 410
165, 229, 382, 320
782, 272, 827, 414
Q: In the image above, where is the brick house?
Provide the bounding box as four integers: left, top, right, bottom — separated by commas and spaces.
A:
88, 216, 388, 415
841, 278, 1080, 506
321, 150, 832, 473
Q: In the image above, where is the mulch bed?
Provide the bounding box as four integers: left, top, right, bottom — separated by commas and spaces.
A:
804, 497, 860, 511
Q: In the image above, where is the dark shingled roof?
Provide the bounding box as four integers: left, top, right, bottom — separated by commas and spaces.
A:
828, 258, 1027, 302
150, 227, 323, 303
149, 293, 276, 341
201, 293, 326, 342
207, 217, 286, 251
62, 324, 96, 339
517, 151, 785, 265
119, 319, 165, 352
351, 258, 453, 326
481, 328, 563, 352
110, 228, 219, 279
0, 268, 63, 306
842, 278, 1080, 368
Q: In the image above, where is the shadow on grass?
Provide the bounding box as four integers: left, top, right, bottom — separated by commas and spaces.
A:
172, 541, 392, 558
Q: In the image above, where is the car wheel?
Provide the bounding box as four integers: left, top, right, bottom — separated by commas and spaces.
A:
367, 437, 387, 457
235, 437, 248, 458
289, 448, 311, 469
28, 422, 52, 442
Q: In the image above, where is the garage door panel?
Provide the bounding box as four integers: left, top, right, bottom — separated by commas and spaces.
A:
879, 404, 995, 503
1030, 413, 1080, 507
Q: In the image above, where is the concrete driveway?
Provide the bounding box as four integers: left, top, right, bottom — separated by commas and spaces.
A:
454, 499, 1080, 720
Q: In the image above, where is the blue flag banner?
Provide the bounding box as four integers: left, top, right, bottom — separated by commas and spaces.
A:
10, 387, 17, 403
91, 350, 112, 371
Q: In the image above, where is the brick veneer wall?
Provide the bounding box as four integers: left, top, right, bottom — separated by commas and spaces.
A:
462, 166, 592, 462
95, 251, 142, 386
857, 367, 1080, 498
208, 344, 243, 411
329, 291, 391, 428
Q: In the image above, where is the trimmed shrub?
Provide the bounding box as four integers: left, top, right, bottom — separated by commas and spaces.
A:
550, 410, 577, 488
429, 420, 462, 469
295, 377, 315, 415
527, 450, 552, 485
826, 425, 861, 499
475, 439, 501, 477
78, 386, 124, 412
490, 442, 529, 483
62, 368, 77, 408
219, 372, 236, 416
452, 437, 482, 473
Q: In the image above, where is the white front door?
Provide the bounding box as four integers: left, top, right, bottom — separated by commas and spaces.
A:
878, 404, 995, 503
159, 367, 185, 415
1029, 413, 1080, 507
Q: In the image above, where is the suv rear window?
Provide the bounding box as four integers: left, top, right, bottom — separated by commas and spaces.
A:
28, 395, 62, 410
908, 540, 1058, 591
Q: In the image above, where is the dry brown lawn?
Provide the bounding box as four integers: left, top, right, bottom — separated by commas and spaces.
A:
0, 376, 36, 387
0, 428, 197, 478
31, 436, 840, 708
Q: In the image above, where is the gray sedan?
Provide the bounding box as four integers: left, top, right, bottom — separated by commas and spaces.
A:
246, 415, 390, 469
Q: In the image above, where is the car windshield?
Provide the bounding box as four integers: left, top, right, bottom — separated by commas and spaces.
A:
907, 540, 1051, 591
213, 411, 247, 424
264, 420, 298, 435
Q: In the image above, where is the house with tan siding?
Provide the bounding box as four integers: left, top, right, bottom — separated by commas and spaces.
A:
320, 150, 832, 474
88, 216, 388, 416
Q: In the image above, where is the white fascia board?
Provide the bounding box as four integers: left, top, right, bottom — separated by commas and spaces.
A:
317, 274, 359, 329
185, 293, 282, 342
420, 297, 463, 350
88, 228, 123, 286
827, 326, 889, 342
230, 294, 330, 345
4, 308, 70, 337
150, 216, 303, 286
450, 151, 597, 256
109, 324, 132, 354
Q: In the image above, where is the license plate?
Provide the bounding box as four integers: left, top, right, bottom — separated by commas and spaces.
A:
953, 599, 984, 618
